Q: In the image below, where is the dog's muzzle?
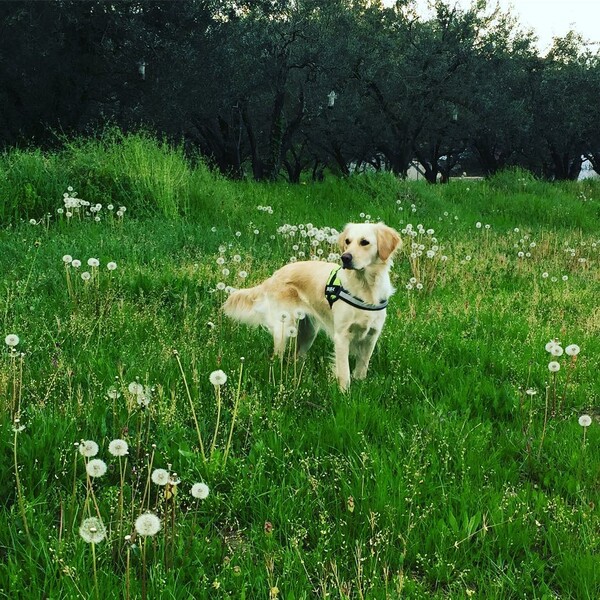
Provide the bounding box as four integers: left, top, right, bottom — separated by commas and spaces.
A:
341, 253, 353, 269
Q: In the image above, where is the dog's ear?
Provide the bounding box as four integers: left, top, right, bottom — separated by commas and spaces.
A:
338, 225, 350, 252
376, 224, 402, 261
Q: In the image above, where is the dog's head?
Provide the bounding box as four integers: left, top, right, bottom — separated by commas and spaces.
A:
338, 222, 402, 270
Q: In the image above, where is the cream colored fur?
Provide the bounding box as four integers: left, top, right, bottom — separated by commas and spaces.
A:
223, 222, 402, 390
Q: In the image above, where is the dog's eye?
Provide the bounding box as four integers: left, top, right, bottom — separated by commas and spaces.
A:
345, 239, 351, 246
360, 239, 370, 246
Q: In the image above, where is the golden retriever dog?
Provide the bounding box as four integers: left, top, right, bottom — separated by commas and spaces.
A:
223, 222, 402, 390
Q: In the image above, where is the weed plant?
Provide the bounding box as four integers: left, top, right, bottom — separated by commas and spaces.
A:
0, 137, 599, 599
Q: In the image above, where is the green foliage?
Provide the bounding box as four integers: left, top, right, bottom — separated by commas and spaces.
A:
1, 153, 599, 598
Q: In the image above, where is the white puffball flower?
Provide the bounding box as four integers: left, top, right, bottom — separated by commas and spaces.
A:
79, 440, 99, 458
107, 261, 117, 271
79, 517, 107, 544
209, 370, 227, 386
108, 439, 129, 457
71, 259, 81, 268
550, 345, 564, 357
87, 258, 100, 268
63, 254, 73, 264
548, 361, 561, 373
128, 382, 144, 395
151, 468, 170, 486
294, 309, 306, 320
191, 483, 210, 499
545, 340, 561, 353
81, 271, 91, 281
135, 513, 161, 537
287, 326, 298, 338
578, 415, 592, 427
86, 458, 108, 478
565, 344, 580, 356
5, 334, 20, 347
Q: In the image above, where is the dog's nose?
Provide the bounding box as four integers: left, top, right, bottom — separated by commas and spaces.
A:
341, 253, 353, 268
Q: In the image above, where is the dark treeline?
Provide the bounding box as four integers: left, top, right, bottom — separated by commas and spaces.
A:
1, 0, 599, 183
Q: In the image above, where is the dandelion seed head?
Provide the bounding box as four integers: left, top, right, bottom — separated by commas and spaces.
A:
565, 344, 580, 356
79, 440, 99, 458
108, 439, 129, 457
107, 261, 117, 271
151, 468, 170, 486
578, 414, 592, 427
191, 482, 210, 499
86, 458, 108, 478
79, 517, 107, 544
209, 370, 227, 386
135, 513, 161, 537
5, 334, 19, 347
81, 271, 91, 281
548, 361, 560, 373
63, 255, 73, 264
87, 258, 100, 268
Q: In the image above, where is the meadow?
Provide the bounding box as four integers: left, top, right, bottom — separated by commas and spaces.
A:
0, 132, 599, 599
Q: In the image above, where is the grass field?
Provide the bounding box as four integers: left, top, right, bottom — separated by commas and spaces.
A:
0, 134, 599, 599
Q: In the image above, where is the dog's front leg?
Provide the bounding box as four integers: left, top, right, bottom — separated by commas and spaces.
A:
334, 332, 351, 391
353, 331, 380, 380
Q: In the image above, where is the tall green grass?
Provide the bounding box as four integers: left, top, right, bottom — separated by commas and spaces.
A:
0, 136, 599, 599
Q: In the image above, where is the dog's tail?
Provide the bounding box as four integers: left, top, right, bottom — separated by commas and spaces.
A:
222, 285, 268, 327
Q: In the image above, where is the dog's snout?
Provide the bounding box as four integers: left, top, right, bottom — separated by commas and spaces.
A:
341, 252, 353, 268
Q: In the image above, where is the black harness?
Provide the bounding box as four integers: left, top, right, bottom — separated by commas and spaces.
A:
325, 266, 388, 311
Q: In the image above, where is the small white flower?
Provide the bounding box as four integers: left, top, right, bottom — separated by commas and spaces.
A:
565, 344, 580, 356
550, 345, 564, 357
279, 311, 291, 322
79, 440, 99, 457
86, 458, 108, 478
191, 482, 210, 499
562, 275, 568, 281
216, 282, 226, 291
63, 255, 73, 264
542, 272, 549, 279
578, 415, 592, 427
87, 258, 100, 268
71, 259, 81, 268
151, 468, 170, 486
233, 255, 242, 262
81, 272, 91, 281
107, 262, 117, 271
79, 517, 107, 544
135, 513, 161, 537
209, 370, 227, 386
548, 361, 560, 373
5, 334, 19, 347
238, 271, 248, 279
287, 326, 298, 338
294, 309, 306, 320
108, 439, 129, 457
545, 340, 561, 353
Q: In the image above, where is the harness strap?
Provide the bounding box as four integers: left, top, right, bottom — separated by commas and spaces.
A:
324, 266, 388, 311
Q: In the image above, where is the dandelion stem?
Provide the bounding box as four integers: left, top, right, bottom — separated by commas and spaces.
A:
210, 385, 222, 459
91, 541, 100, 600
13, 427, 32, 544
224, 359, 244, 466
174, 350, 207, 462
538, 385, 550, 459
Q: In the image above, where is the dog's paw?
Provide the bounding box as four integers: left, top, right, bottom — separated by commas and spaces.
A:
352, 369, 367, 380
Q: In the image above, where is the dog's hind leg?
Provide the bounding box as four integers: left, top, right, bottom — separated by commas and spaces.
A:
296, 317, 319, 356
